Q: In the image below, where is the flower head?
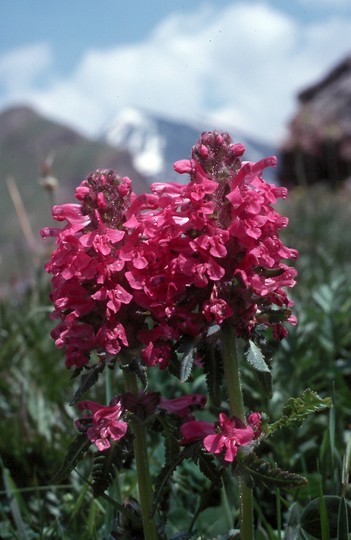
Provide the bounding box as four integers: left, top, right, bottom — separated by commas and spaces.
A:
41, 170, 138, 368
123, 131, 297, 365
181, 411, 262, 462
76, 398, 128, 451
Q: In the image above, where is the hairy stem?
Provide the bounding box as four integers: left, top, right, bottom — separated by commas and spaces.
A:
221, 327, 254, 540
123, 369, 158, 540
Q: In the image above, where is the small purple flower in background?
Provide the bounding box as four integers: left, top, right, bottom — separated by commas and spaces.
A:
159, 393, 207, 419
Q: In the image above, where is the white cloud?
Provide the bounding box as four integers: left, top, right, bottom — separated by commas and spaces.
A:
0, 43, 52, 94
1, 2, 351, 143
298, 0, 351, 7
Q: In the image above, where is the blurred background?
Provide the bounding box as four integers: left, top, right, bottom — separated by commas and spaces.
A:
1, 1, 351, 538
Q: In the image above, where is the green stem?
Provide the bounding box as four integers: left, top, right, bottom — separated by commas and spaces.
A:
221, 327, 254, 540
123, 370, 158, 540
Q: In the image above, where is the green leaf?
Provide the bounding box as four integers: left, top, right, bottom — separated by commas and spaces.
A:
91, 433, 133, 497
51, 433, 91, 482
245, 340, 270, 373
151, 449, 187, 518
158, 411, 184, 467
0, 458, 28, 539
70, 361, 106, 405
268, 389, 332, 435
318, 472, 331, 540
256, 369, 273, 400
198, 453, 222, 486
238, 453, 307, 491
91, 446, 117, 497
179, 340, 197, 383
342, 437, 351, 490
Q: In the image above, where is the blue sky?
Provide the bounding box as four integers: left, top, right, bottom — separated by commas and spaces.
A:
1, 0, 350, 143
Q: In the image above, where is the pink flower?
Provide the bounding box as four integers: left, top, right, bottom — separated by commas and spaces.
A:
76, 399, 128, 451
181, 411, 262, 463
180, 420, 215, 444
204, 413, 256, 462
159, 394, 207, 419
247, 412, 262, 438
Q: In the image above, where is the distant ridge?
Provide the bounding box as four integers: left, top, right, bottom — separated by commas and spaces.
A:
100, 106, 277, 183
0, 104, 149, 284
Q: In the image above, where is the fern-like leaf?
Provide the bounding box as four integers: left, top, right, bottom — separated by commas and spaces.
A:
268, 389, 332, 435
245, 340, 270, 373
70, 361, 106, 405
51, 433, 91, 482
92, 446, 118, 497
91, 434, 134, 497
178, 338, 197, 383
197, 451, 222, 487
151, 448, 187, 518
238, 453, 307, 491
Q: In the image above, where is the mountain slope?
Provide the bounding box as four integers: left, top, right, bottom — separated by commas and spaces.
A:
101, 106, 277, 182
0, 105, 149, 284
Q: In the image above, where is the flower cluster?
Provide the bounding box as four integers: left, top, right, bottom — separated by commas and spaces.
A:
41, 170, 137, 368
122, 132, 297, 365
42, 132, 297, 370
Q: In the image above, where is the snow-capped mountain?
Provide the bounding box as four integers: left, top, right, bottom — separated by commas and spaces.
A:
100, 106, 277, 182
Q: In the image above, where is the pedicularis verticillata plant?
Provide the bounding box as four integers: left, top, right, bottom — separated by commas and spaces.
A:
42, 131, 331, 539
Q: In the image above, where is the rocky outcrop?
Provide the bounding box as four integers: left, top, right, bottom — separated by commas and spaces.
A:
279, 56, 351, 188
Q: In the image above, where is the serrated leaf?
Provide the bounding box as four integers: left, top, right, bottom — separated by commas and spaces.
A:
239, 453, 307, 491
70, 361, 106, 405
51, 433, 91, 482
158, 412, 183, 466
151, 449, 187, 518
179, 341, 197, 383
206, 323, 220, 340
92, 446, 117, 497
197, 452, 222, 487
268, 389, 332, 435
245, 340, 270, 373
91, 433, 133, 497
